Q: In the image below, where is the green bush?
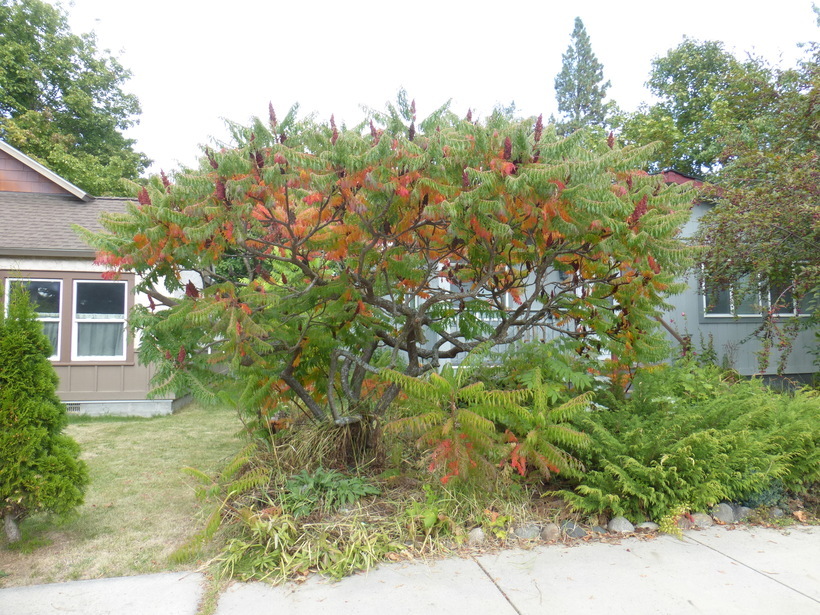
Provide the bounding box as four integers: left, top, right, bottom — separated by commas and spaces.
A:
560, 360, 819, 524
0, 284, 88, 542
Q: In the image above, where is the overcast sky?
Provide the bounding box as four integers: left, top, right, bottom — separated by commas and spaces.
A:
60, 0, 819, 176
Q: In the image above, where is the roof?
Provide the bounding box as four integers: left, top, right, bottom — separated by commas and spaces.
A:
0, 191, 131, 258
0, 139, 133, 258
661, 170, 706, 187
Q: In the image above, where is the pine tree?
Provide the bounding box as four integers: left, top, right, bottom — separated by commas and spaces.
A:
554, 17, 612, 134
0, 284, 88, 543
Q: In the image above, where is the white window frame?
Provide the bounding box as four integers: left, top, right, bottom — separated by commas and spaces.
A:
5, 278, 62, 360
702, 269, 762, 318
766, 282, 813, 318
71, 280, 128, 361
703, 270, 813, 319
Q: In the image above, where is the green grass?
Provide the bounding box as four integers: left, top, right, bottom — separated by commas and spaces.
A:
0, 403, 242, 588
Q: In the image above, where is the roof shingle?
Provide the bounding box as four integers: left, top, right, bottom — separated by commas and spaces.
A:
0, 192, 131, 257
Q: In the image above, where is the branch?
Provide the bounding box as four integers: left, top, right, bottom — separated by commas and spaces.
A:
144, 287, 179, 307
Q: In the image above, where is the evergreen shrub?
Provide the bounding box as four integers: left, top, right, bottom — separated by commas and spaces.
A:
560, 360, 819, 524
0, 284, 88, 542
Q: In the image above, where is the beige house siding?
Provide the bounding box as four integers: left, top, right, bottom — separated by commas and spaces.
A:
0, 139, 179, 416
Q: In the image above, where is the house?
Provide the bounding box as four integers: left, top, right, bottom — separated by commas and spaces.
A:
0, 140, 181, 416
659, 170, 816, 381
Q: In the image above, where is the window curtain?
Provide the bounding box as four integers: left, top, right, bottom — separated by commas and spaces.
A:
41, 322, 59, 356
77, 323, 124, 357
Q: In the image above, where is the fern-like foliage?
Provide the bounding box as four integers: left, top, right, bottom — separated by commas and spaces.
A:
384, 350, 593, 483
561, 359, 820, 524
171, 443, 270, 563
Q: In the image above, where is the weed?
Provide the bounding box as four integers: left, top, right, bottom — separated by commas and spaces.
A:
283, 468, 380, 518
405, 484, 459, 538
481, 509, 513, 540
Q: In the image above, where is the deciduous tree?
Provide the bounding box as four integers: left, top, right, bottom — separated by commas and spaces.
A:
0, 0, 148, 194
620, 38, 771, 179
694, 37, 820, 370
83, 100, 694, 432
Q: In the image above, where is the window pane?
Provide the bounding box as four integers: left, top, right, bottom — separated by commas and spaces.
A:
10, 280, 60, 316
42, 322, 59, 356
734, 290, 760, 315
705, 286, 731, 315
769, 283, 794, 315
77, 323, 124, 357
798, 288, 817, 315
76, 282, 125, 317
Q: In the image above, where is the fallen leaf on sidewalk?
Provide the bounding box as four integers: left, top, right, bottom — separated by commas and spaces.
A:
793, 510, 807, 522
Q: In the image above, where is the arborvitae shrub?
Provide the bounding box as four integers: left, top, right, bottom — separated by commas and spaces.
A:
0, 284, 88, 542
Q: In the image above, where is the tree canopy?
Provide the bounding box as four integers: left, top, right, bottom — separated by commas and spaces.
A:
83, 99, 693, 426
553, 17, 613, 134
694, 38, 820, 370
619, 38, 774, 179
0, 0, 148, 195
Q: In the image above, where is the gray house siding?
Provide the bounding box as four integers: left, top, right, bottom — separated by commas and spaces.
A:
660, 202, 816, 377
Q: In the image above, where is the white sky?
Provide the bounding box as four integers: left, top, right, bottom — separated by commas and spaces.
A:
60, 0, 819, 176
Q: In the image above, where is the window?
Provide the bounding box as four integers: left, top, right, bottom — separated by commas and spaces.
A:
703, 269, 762, 317
704, 275, 813, 318
72, 280, 127, 360
5, 278, 61, 359
767, 282, 815, 317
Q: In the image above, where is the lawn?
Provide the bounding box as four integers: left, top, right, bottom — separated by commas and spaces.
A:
0, 403, 242, 588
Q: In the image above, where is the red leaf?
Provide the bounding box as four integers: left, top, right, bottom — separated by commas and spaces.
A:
137, 187, 151, 206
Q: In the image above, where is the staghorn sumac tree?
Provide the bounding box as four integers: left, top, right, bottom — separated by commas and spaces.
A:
82, 99, 693, 429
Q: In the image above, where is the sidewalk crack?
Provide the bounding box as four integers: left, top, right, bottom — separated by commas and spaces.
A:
472, 556, 524, 615
685, 534, 819, 604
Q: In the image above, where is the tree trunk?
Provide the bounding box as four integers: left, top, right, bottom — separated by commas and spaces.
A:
4, 514, 22, 543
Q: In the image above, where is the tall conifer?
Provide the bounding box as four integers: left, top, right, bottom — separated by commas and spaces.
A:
554, 17, 612, 134
0, 284, 88, 542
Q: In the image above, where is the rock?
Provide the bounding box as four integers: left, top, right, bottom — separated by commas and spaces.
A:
467, 527, 486, 546
637, 522, 659, 531
607, 516, 635, 534
770, 507, 785, 519
712, 503, 735, 524
512, 524, 541, 540
733, 506, 753, 522
691, 513, 714, 528
560, 520, 587, 538
592, 525, 607, 534
540, 522, 560, 542
677, 516, 693, 530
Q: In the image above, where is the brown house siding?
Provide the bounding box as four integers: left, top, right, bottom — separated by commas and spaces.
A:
0, 269, 162, 403
0, 150, 72, 195
55, 361, 157, 402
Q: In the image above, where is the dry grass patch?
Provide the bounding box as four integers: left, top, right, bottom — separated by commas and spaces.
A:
0, 403, 241, 587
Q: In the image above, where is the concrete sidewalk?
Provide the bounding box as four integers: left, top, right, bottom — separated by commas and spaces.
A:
2, 525, 818, 615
